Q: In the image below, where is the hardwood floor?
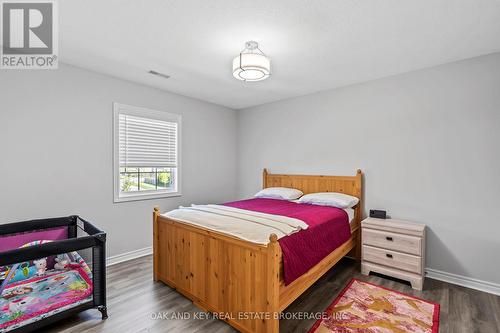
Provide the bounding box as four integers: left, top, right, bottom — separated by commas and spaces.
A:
42, 255, 500, 333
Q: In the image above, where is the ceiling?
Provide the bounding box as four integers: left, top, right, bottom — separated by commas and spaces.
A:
60, 0, 500, 109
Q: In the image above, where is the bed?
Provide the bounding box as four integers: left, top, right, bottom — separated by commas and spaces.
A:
153, 169, 363, 333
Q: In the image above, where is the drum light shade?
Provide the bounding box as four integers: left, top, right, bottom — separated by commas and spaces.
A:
233, 41, 271, 82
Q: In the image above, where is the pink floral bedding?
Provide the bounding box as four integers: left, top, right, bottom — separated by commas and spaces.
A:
0, 265, 93, 332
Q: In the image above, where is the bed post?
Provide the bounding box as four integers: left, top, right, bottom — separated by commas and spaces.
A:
354, 169, 363, 260
153, 206, 160, 282
263, 168, 268, 189
266, 233, 280, 333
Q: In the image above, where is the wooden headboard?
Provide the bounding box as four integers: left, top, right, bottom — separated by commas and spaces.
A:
263, 168, 362, 199
263, 168, 364, 230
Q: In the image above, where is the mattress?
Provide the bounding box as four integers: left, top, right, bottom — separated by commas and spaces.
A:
0, 266, 93, 332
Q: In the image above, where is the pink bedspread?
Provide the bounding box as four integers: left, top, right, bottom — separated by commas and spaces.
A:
223, 198, 351, 285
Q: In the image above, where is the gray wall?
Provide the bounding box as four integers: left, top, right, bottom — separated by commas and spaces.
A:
237, 53, 500, 285
0, 64, 238, 258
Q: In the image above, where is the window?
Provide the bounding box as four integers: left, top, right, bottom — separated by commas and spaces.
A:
113, 103, 181, 202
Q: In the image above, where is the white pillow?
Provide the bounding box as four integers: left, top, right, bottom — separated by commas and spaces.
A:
254, 187, 303, 200
298, 192, 359, 209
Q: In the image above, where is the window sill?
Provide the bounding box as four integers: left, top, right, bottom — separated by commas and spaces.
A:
114, 191, 182, 203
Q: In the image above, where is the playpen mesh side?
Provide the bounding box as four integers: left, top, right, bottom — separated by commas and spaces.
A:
92, 245, 106, 306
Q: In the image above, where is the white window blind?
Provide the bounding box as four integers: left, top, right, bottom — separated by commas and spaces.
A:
119, 114, 178, 168
113, 103, 182, 202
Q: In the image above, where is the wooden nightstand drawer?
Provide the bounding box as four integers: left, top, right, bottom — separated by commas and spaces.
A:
362, 228, 421, 255
362, 245, 422, 274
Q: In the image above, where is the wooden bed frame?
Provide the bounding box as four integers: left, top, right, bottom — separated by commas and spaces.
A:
153, 169, 363, 333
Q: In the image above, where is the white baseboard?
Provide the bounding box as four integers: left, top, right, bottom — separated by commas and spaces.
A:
426, 268, 500, 296
106, 246, 153, 267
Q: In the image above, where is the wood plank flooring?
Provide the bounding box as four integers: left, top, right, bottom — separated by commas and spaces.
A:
42, 255, 500, 333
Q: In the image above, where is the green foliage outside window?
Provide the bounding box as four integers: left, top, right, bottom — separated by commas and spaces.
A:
121, 174, 135, 192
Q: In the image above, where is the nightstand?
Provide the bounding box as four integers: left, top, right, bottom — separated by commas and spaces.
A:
361, 217, 426, 290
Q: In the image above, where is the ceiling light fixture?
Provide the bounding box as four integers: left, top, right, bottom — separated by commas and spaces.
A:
232, 41, 270, 82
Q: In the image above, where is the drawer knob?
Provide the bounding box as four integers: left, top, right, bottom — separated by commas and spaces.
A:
386, 236, 393, 241
386, 253, 393, 258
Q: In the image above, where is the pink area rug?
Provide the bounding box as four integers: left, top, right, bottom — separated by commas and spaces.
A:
309, 279, 440, 333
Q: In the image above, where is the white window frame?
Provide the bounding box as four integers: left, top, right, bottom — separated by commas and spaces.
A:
113, 103, 182, 203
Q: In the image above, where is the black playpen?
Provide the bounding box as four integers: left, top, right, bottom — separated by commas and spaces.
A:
0, 216, 107, 332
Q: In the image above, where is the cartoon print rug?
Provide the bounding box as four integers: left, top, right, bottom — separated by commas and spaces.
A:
309, 279, 440, 333
0, 266, 93, 332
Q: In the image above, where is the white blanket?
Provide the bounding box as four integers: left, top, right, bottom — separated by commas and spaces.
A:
162, 204, 308, 244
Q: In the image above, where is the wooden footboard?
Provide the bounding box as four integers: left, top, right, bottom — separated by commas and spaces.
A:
154, 209, 280, 333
